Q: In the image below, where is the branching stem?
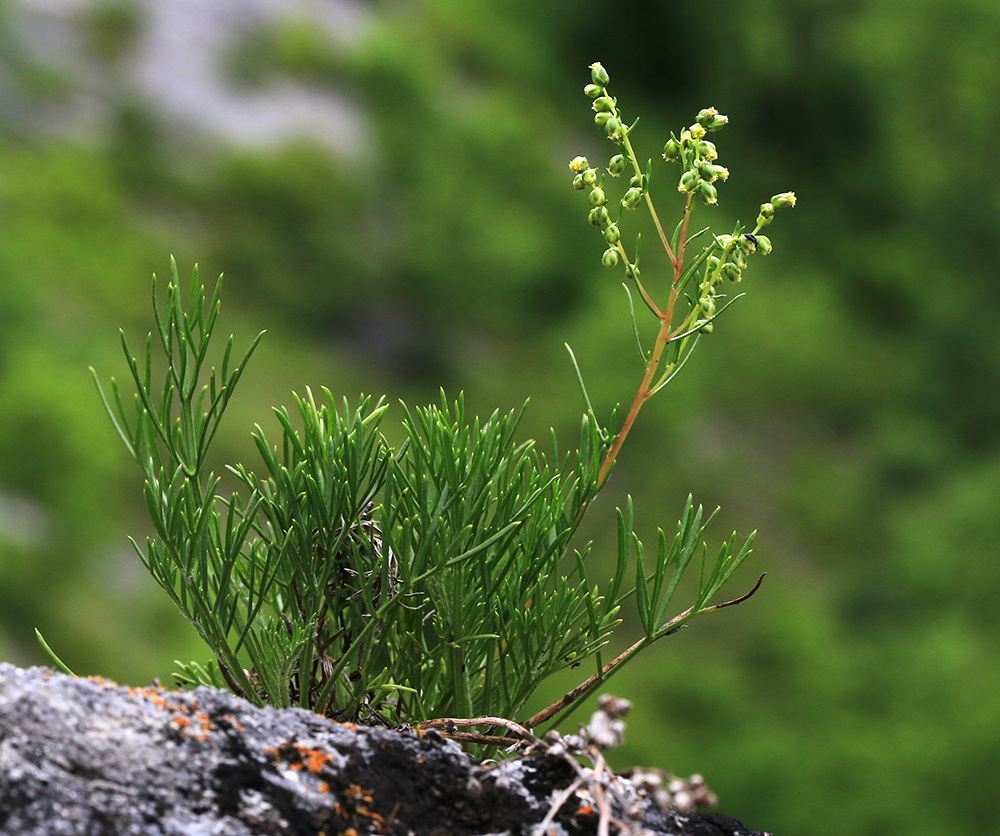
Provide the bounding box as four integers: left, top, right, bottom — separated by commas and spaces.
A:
597, 195, 693, 489
524, 572, 765, 731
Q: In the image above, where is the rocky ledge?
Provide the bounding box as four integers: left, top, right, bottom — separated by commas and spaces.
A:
0, 663, 770, 836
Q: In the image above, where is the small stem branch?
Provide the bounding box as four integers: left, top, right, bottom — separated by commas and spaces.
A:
620, 127, 677, 267
643, 192, 676, 269
526, 572, 766, 730
672, 196, 694, 286
620, 247, 662, 318
535, 778, 586, 836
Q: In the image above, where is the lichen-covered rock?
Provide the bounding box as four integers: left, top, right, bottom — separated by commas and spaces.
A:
0, 663, 769, 835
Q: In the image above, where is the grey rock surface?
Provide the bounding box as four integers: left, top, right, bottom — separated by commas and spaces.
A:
0, 663, 769, 835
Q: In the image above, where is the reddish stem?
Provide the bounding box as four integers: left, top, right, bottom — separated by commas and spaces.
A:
596, 195, 693, 489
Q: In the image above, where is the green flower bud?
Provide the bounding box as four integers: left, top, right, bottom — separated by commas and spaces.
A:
721, 262, 742, 282
698, 162, 729, 182
583, 168, 598, 187
755, 234, 772, 255
739, 233, 757, 254
588, 206, 610, 227
706, 255, 721, 272
629, 175, 642, 188
604, 116, 622, 140
604, 224, 621, 244
678, 169, 700, 193
699, 320, 714, 334
594, 111, 612, 127
701, 297, 716, 318
759, 202, 775, 220
622, 187, 643, 209
696, 107, 729, 131
662, 138, 681, 162
698, 181, 718, 205
625, 263, 640, 280
569, 156, 589, 172
699, 140, 718, 161
592, 96, 614, 113
584, 84, 603, 98
590, 62, 610, 87
608, 154, 626, 176
770, 192, 797, 209
589, 187, 606, 206
602, 248, 619, 268
572, 173, 586, 190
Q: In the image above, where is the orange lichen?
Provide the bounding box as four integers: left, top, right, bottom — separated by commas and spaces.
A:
265, 742, 338, 778
194, 710, 212, 740
304, 748, 334, 774
356, 806, 384, 826
117, 684, 219, 742
345, 784, 373, 802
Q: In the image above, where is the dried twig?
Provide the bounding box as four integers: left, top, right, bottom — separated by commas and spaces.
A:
413, 715, 540, 749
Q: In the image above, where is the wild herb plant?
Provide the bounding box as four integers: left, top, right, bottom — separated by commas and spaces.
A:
70, 63, 794, 736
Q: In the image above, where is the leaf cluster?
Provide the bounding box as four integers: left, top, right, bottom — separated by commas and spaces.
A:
89, 259, 755, 729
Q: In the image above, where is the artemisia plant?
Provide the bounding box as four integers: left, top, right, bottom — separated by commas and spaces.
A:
42, 63, 794, 749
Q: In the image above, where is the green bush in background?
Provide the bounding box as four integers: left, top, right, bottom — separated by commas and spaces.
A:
2, 1, 1000, 834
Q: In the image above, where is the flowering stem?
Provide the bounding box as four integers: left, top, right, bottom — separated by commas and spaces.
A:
597, 196, 693, 489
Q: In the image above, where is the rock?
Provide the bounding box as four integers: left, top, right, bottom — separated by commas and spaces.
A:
0, 663, 771, 835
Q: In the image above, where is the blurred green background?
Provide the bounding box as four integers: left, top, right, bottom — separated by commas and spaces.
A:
2, 0, 999, 833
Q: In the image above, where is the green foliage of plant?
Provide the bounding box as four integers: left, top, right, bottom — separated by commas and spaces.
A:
80, 64, 793, 732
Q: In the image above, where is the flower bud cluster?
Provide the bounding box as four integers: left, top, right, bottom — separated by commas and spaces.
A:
569, 156, 614, 233
661, 107, 731, 206
693, 230, 753, 332
696, 191, 796, 312
584, 63, 627, 144
572, 65, 644, 268
755, 192, 796, 228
